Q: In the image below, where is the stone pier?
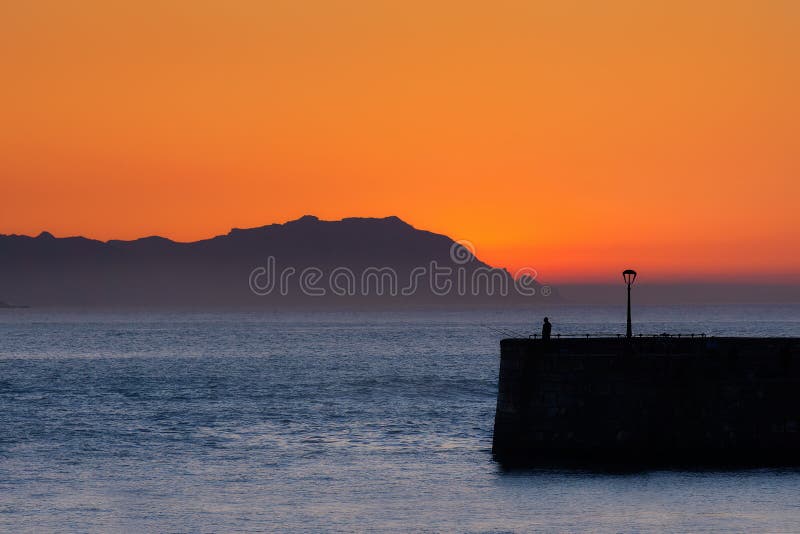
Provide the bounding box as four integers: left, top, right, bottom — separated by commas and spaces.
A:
492, 337, 800, 466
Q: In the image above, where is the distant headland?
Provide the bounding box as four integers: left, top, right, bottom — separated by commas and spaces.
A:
0, 301, 29, 309
0, 215, 546, 309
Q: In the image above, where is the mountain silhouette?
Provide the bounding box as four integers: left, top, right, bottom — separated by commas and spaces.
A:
0, 216, 547, 308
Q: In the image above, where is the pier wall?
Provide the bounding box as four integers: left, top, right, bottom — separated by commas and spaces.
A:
492, 337, 800, 466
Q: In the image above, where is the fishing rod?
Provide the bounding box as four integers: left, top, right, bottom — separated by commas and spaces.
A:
481, 324, 529, 338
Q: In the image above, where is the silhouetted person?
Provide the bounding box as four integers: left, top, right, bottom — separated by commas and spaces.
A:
541, 317, 551, 341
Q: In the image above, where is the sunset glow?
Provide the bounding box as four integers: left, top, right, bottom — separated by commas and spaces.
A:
2, 1, 798, 283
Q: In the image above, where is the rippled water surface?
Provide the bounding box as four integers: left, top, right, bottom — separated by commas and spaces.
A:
1, 305, 800, 532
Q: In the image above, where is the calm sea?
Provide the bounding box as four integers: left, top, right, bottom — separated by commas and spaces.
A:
2, 305, 800, 532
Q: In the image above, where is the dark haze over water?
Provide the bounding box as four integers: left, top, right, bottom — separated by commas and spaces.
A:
2, 305, 800, 532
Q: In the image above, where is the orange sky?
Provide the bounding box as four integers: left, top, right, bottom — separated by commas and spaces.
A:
1, 1, 798, 283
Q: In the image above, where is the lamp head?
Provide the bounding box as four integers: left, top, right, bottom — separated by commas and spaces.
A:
622, 269, 637, 286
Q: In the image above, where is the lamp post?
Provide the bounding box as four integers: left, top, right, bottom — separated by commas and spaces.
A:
623, 269, 637, 339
